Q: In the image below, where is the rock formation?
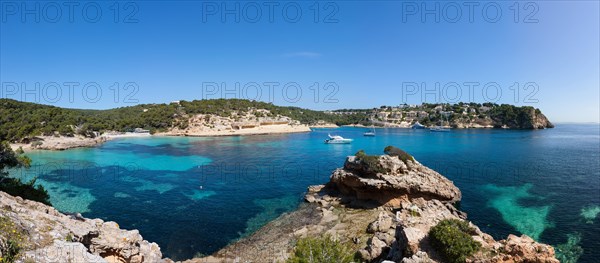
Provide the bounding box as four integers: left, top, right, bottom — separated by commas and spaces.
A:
0, 191, 171, 263
161, 109, 311, 137
330, 154, 461, 207
198, 148, 559, 263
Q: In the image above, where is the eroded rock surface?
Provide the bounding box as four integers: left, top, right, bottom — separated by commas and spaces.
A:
331, 155, 461, 207
0, 191, 170, 263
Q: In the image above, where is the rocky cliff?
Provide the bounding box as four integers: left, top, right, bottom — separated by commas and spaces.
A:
0, 191, 171, 263
367, 104, 554, 129
197, 147, 559, 263
488, 107, 554, 129
162, 109, 311, 137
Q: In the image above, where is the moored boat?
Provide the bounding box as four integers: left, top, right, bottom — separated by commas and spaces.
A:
325, 134, 353, 144
429, 126, 450, 132
411, 122, 425, 129
363, 125, 376, 136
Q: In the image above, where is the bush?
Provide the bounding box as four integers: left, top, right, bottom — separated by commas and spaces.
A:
0, 216, 26, 263
0, 177, 51, 206
354, 150, 386, 174
0, 141, 51, 205
354, 150, 366, 159
287, 235, 357, 263
383, 146, 414, 163
429, 219, 481, 263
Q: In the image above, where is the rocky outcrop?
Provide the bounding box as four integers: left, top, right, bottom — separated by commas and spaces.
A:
162, 109, 311, 137
521, 108, 554, 129
488, 107, 554, 129
330, 152, 558, 262
198, 149, 559, 263
330, 155, 462, 207
0, 191, 170, 263
11, 135, 110, 151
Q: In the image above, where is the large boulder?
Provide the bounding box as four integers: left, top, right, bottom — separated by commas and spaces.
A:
330, 154, 461, 207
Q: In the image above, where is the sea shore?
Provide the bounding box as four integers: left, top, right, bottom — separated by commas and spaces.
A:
9, 132, 152, 152
9, 125, 312, 152
157, 124, 311, 137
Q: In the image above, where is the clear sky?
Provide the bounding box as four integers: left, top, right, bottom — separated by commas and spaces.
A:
1, 1, 598, 122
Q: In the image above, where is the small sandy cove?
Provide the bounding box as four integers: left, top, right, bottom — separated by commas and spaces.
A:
9, 133, 151, 151
10, 125, 312, 151
158, 123, 311, 137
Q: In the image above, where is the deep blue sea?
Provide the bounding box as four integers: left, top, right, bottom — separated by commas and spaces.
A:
9, 124, 600, 262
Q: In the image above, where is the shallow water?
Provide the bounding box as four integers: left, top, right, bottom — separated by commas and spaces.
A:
9, 124, 600, 261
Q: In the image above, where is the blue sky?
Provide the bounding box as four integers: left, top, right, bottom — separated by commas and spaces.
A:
1, 1, 598, 122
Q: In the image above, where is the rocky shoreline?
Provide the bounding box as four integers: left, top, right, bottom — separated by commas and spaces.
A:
0, 191, 171, 263
194, 148, 559, 262
10, 135, 111, 151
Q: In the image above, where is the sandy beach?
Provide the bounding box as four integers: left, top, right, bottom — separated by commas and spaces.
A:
10, 135, 110, 151
9, 132, 154, 152
308, 123, 339, 128
158, 123, 311, 137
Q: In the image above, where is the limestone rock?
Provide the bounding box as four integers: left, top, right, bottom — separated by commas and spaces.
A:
330, 155, 461, 207
367, 212, 393, 233
0, 191, 167, 263
359, 236, 388, 261
481, 234, 559, 263
401, 251, 433, 263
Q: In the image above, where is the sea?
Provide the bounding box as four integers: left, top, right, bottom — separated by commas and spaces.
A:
8, 124, 600, 262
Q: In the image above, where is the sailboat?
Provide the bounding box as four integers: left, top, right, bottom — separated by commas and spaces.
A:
429, 126, 450, 132
363, 125, 376, 136
430, 114, 451, 132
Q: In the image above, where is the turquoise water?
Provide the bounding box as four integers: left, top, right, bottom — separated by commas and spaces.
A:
8, 124, 600, 262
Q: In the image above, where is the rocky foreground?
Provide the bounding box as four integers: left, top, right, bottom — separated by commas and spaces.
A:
0, 191, 171, 263
194, 149, 559, 262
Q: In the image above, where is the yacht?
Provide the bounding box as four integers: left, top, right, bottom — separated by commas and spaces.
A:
325, 134, 353, 144
411, 122, 425, 129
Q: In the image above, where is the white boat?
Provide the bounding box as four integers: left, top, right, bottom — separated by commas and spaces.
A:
411, 122, 425, 129
429, 113, 451, 132
363, 125, 376, 136
325, 134, 353, 144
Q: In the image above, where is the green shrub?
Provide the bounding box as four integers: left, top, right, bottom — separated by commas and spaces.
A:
383, 146, 414, 163
354, 150, 366, 159
65, 233, 74, 242
0, 216, 26, 263
287, 235, 357, 263
0, 177, 51, 206
354, 150, 386, 174
0, 141, 51, 205
429, 219, 481, 263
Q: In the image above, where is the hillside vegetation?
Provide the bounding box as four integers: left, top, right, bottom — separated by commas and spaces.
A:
0, 99, 367, 142
342, 102, 554, 129
1, 99, 553, 142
